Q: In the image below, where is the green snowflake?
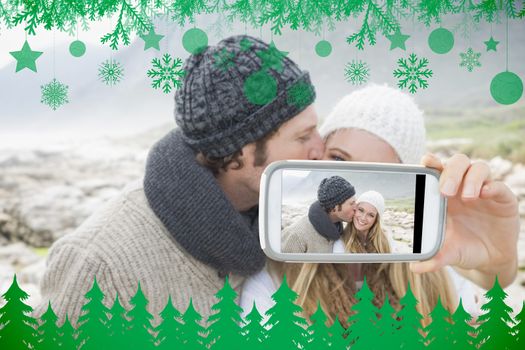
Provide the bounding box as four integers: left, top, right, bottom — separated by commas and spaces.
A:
41, 78, 69, 110
344, 60, 370, 86
393, 53, 433, 94
287, 81, 314, 109
459, 48, 482, 72
147, 53, 185, 94
213, 48, 235, 72
98, 59, 124, 86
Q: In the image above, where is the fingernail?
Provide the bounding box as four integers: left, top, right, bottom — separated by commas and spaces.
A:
462, 184, 476, 198
442, 179, 457, 196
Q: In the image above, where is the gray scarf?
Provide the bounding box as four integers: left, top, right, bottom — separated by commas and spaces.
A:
308, 201, 343, 241
143, 129, 266, 276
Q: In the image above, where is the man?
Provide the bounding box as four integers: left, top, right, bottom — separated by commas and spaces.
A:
282, 176, 356, 253
36, 35, 324, 325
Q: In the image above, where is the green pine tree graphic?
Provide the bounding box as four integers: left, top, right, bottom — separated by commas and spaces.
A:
35, 302, 60, 350
207, 276, 246, 350
264, 274, 309, 350
375, 294, 401, 347
305, 301, 331, 349
514, 301, 525, 349
127, 282, 156, 350
477, 276, 516, 350
0, 275, 38, 350
425, 297, 452, 349
396, 282, 425, 349
58, 315, 78, 350
155, 296, 184, 349
345, 277, 381, 349
328, 315, 349, 350
76, 278, 110, 350
107, 294, 131, 349
180, 299, 207, 350
450, 299, 477, 350
242, 302, 267, 349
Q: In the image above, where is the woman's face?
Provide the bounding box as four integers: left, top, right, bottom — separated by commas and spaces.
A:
323, 128, 401, 163
353, 202, 378, 232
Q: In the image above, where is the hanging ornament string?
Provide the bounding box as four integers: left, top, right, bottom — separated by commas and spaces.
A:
53, 29, 55, 78
505, 13, 509, 71
41, 29, 69, 110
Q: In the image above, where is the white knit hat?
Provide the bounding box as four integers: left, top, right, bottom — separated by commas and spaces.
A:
356, 191, 385, 218
319, 84, 426, 164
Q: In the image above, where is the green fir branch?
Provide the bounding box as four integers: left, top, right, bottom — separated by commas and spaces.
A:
505, 0, 519, 18
473, 0, 499, 22
346, 0, 397, 50
225, 0, 260, 27
418, 0, 457, 26
171, 0, 208, 25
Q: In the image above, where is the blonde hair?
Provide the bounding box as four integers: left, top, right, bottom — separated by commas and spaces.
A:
270, 211, 456, 328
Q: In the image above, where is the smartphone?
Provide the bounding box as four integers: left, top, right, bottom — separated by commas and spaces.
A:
259, 160, 447, 262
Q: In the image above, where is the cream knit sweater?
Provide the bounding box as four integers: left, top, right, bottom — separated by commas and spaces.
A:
35, 180, 245, 327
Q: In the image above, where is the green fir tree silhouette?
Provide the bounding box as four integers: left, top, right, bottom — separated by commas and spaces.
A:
477, 276, 516, 350
425, 297, 452, 349
155, 296, 184, 349
58, 315, 78, 350
180, 299, 207, 350
242, 302, 267, 350
450, 299, 476, 350
76, 277, 110, 350
375, 294, 400, 347
304, 301, 331, 349
127, 282, 155, 350
396, 282, 425, 349
328, 315, 349, 350
35, 302, 60, 350
264, 275, 309, 350
0, 275, 38, 350
207, 276, 245, 350
513, 301, 525, 349
345, 277, 380, 349
107, 294, 131, 349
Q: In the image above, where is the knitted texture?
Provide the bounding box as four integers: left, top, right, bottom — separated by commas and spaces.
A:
175, 35, 316, 158
308, 201, 343, 241
35, 180, 246, 327
319, 84, 426, 164
317, 176, 355, 211
143, 129, 266, 276
281, 216, 334, 253
357, 190, 385, 218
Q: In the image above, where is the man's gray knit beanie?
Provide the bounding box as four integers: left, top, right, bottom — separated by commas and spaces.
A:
175, 34, 316, 158
317, 176, 356, 211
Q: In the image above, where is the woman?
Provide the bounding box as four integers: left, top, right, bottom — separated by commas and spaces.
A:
241, 84, 484, 326
336, 190, 391, 256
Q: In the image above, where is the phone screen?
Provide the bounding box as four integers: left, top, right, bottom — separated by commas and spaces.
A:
280, 169, 427, 255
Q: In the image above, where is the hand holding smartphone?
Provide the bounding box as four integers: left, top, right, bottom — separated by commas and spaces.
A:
259, 160, 447, 262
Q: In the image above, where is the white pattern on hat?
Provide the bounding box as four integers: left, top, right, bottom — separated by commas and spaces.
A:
319, 84, 426, 164
357, 191, 385, 218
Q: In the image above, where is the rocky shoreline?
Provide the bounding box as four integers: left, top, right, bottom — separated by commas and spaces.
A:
1, 135, 524, 313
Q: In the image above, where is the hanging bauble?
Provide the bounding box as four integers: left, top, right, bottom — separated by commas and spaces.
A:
428, 28, 454, 54
69, 40, 86, 57
315, 40, 332, 57
182, 28, 208, 55
490, 71, 523, 105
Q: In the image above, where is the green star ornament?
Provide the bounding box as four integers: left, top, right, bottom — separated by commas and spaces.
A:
386, 28, 410, 50
10, 40, 43, 73
139, 28, 164, 51
484, 36, 499, 52
257, 41, 289, 73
